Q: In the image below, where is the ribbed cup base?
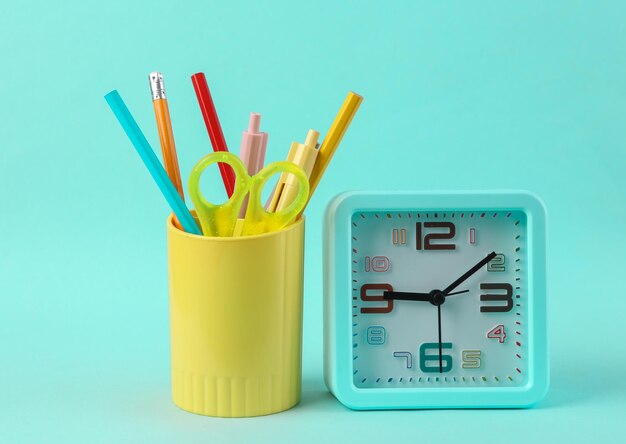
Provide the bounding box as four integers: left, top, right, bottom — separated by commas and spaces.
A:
172, 369, 301, 417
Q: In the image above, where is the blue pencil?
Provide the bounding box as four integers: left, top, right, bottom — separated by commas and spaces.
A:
105, 90, 202, 235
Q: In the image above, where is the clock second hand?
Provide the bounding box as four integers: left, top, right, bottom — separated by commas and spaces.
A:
385, 252, 497, 374
436, 251, 497, 373
437, 304, 443, 373
384, 289, 467, 374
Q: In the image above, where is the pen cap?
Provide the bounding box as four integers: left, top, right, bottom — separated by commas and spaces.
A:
287, 130, 319, 176
269, 130, 320, 213
238, 113, 269, 218
239, 113, 268, 176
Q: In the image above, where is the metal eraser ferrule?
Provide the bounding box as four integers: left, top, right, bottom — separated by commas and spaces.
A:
149, 71, 166, 100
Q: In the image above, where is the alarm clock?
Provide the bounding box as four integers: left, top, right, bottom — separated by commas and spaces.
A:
323, 191, 548, 409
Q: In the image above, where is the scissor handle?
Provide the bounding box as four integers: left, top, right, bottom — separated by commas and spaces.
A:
242, 161, 309, 236
188, 152, 250, 237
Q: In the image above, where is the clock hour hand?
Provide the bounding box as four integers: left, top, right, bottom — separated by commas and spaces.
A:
384, 289, 469, 302
383, 291, 430, 302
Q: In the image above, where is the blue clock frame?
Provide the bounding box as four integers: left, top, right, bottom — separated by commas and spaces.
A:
323, 191, 549, 409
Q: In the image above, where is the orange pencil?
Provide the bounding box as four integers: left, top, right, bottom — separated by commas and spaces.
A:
149, 72, 183, 197
149, 72, 184, 228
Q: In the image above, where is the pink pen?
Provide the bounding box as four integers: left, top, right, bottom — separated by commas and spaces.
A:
238, 113, 268, 217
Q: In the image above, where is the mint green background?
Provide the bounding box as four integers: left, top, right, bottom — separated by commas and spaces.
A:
1, 1, 625, 442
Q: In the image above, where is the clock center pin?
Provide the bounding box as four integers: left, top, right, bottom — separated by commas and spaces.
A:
429, 289, 446, 306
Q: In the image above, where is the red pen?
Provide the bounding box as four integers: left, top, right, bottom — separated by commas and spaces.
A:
191, 72, 236, 197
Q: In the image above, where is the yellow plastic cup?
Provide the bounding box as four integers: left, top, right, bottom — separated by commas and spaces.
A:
166, 214, 305, 417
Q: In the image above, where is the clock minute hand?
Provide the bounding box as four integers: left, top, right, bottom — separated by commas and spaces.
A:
384, 289, 469, 301
442, 251, 497, 296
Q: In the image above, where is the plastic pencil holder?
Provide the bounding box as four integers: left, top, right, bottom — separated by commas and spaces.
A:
166, 214, 305, 418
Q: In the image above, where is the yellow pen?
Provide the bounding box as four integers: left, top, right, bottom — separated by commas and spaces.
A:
267, 129, 320, 212
304, 92, 363, 212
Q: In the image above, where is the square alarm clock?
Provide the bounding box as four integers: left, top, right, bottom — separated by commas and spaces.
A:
323, 191, 548, 409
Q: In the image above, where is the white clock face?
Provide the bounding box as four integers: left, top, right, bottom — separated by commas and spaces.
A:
351, 210, 528, 389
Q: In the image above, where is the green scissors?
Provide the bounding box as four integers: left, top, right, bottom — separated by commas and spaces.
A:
188, 152, 309, 237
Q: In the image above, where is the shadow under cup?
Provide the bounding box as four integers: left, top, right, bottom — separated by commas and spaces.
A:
166, 215, 305, 418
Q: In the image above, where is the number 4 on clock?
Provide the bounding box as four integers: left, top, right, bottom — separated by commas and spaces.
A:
487, 324, 506, 343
